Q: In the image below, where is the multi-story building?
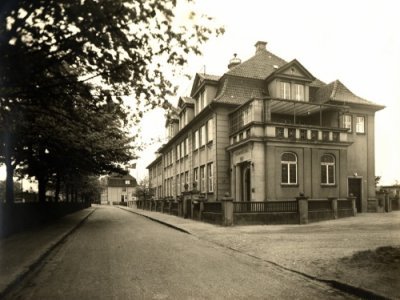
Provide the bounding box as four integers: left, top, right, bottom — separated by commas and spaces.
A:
100, 173, 137, 205
147, 41, 384, 212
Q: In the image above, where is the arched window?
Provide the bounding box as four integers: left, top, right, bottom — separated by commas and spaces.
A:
321, 154, 335, 185
281, 152, 297, 185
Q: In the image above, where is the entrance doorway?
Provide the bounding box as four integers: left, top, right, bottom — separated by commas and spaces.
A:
242, 164, 251, 202
348, 178, 362, 212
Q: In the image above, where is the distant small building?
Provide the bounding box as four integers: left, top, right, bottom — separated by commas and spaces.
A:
100, 174, 137, 205
380, 185, 400, 198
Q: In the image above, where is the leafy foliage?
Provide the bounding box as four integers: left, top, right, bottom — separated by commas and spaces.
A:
0, 0, 223, 203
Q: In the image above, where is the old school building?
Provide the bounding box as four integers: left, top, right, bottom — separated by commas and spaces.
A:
147, 41, 384, 213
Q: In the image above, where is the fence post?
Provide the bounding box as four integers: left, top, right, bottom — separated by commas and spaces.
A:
329, 197, 338, 219
348, 194, 357, 216
296, 193, 309, 224
385, 191, 392, 212
221, 193, 234, 226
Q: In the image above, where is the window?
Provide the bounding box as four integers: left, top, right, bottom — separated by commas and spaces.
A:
207, 118, 214, 142
294, 84, 304, 101
181, 173, 185, 192
125, 180, 130, 184
356, 116, 365, 133
207, 163, 214, 192
185, 171, 189, 186
281, 152, 297, 185
185, 138, 189, 155
176, 145, 180, 160
176, 175, 180, 195
342, 114, 352, 132
280, 81, 291, 99
194, 167, 199, 188
321, 154, 335, 185
246, 129, 251, 138
194, 130, 199, 150
200, 165, 206, 192
200, 125, 206, 147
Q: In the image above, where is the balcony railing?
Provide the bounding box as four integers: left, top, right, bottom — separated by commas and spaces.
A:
266, 123, 347, 143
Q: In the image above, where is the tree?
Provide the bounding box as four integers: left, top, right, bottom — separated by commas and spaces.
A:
0, 0, 223, 203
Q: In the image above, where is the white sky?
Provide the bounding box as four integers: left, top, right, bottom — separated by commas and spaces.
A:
1, 0, 399, 186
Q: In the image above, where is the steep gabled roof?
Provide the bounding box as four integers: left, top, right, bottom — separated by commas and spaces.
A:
190, 72, 220, 97
177, 96, 195, 108
226, 48, 287, 80
266, 59, 315, 82
315, 80, 383, 108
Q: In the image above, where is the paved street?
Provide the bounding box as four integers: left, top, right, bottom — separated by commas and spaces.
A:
4, 206, 355, 299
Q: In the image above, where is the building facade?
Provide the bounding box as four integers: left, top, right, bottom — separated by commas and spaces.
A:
147, 41, 384, 212
100, 174, 137, 205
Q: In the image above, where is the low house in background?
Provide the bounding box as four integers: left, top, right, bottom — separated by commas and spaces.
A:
147, 40, 384, 213
100, 174, 137, 205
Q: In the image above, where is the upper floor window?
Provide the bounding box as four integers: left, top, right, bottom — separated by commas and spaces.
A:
321, 154, 335, 185
356, 116, 365, 133
200, 125, 206, 147
281, 152, 297, 185
194, 130, 199, 150
125, 180, 130, 185
294, 84, 305, 101
207, 118, 214, 142
280, 81, 291, 99
342, 114, 352, 132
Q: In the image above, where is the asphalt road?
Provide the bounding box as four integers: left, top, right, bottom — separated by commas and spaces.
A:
5, 206, 356, 299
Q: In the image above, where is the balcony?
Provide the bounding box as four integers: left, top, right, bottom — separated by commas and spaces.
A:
265, 123, 348, 143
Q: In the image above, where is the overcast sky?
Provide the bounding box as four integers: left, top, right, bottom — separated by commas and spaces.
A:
136, 0, 400, 186
1, 0, 399, 186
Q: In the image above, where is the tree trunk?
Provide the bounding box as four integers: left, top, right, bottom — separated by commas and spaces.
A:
38, 176, 47, 203
4, 129, 14, 204
55, 174, 61, 202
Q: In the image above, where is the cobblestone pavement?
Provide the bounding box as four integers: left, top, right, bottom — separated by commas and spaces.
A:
123, 206, 400, 299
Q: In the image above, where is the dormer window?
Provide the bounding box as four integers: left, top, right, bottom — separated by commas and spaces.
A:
294, 84, 305, 101
280, 81, 291, 99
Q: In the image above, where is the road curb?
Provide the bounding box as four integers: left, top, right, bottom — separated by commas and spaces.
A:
0, 208, 96, 299
121, 206, 391, 300
118, 206, 191, 234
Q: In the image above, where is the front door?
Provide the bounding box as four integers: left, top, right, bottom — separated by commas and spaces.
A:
348, 178, 362, 212
242, 165, 251, 202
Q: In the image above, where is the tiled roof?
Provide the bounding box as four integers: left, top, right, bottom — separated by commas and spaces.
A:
315, 80, 379, 106
107, 174, 137, 187
226, 49, 287, 80
214, 76, 266, 105
197, 73, 220, 81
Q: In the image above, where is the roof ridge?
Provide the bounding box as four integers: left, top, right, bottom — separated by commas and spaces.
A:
330, 80, 339, 100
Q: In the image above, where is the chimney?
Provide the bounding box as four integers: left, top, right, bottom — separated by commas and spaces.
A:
255, 41, 267, 54
228, 53, 241, 69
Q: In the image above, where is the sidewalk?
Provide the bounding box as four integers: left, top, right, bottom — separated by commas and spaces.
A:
121, 206, 400, 300
0, 207, 95, 297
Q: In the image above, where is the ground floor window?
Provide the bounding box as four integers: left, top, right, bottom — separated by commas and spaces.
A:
207, 163, 213, 192
321, 154, 335, 185
281, 152, 297, 185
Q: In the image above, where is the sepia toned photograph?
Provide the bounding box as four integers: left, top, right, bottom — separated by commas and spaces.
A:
0, 0, 399, 299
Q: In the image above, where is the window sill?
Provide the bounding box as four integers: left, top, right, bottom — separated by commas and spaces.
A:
281, 184, 299, 187
355, 132, 366, 135
321, 184, 336, 187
